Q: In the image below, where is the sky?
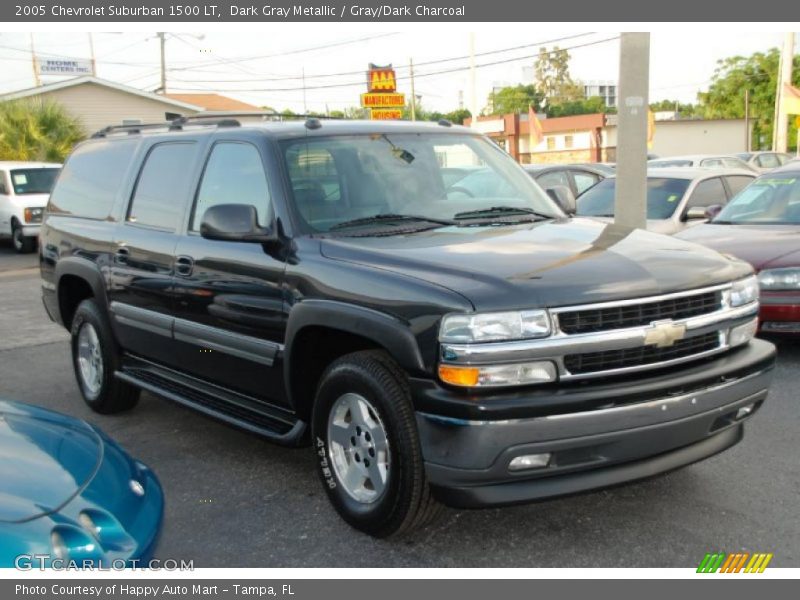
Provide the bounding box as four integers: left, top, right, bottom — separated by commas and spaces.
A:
0, 29, 793, 114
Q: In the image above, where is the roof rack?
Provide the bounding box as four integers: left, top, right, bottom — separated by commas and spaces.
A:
91, 116, 242, 138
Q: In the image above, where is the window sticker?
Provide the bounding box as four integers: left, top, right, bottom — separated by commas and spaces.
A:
13, 174, 28, 185
667, 194, 679, 202
755, 178, 796, 186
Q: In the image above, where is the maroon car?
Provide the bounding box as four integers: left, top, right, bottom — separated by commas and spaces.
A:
677, 164, 800, 334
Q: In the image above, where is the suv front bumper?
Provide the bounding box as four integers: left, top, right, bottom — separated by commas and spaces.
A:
412, 338, 775, 508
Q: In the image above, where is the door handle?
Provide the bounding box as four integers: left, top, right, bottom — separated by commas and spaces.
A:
175, 255, 194, 276
114, 247, 129, 264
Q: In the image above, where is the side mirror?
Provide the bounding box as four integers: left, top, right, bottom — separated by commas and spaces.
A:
546, 185, 576, 215
685, 206, 709, 221
200, 204, 276, 243
704, 204, 723, 220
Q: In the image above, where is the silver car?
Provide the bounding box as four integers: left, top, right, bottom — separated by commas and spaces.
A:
649, 154, 756, 172
576, 167, 756, 234
735, 151, 794, 173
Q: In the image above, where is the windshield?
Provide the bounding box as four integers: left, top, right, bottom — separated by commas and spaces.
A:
577, 177, 691, 219
280, 133, 561, 233
714, 175, 800, 224
9, 168, 60, 195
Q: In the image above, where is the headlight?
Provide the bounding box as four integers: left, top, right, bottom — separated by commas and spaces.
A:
439, 310, 551, 343
758, 268, 800, 291
23, 207, 44, 223
730, 275, 759, 307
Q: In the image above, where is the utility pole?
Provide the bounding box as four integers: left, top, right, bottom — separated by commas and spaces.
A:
614, 33, 650, 230
30, 33, 41, 86
409, 58, 417, 121
774, 32, 795, 153
302, 67, 307, 114
157, 32, 166, 94
469, 32, 478, 128
88, 33, 96, 76
744, 89, 750, 152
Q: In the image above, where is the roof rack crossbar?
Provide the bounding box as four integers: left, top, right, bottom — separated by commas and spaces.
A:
91, 116, 242, 138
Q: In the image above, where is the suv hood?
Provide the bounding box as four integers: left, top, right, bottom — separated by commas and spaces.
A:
321, 218, 750, 311
0, 401, 102, 523
676, 223, 800, 270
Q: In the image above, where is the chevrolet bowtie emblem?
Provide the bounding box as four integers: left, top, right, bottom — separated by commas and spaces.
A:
643, 321, 687, 348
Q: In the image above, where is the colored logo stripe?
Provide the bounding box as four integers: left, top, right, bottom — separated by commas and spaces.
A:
697, 552, 773, 573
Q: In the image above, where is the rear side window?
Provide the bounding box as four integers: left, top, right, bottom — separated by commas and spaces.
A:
191, 142, 272, 231
128, 142, 197, 231
536, 169, 570, 189
48, 139, 137, 220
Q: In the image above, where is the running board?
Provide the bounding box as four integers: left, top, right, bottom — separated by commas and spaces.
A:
115, 356, 306, 446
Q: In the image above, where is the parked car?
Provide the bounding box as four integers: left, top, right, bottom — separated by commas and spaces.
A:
0, 161, 61, 253
676, 164, 800, 334
522, 164, 610, 198
576, 167, 756, 234
0, 400, 163, 567
735, 151, 794, 173
649, 154, 756, 172
41, 117, 774, 537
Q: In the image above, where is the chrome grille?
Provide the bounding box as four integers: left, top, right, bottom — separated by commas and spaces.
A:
557, 290, 722, 335
564, 332, 722, 375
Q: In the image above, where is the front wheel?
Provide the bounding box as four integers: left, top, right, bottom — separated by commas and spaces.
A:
312, 351, 442, 537
12, 223, 35, 254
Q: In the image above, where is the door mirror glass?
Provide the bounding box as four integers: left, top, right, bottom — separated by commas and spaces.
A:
200, 204, 275, 243
546, 185, 576, 215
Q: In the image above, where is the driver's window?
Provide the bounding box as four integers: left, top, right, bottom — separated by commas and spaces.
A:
191, 142, 272, 231
687, 177, 725, 209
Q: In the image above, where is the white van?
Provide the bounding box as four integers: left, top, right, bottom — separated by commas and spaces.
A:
0, 161, 61, 253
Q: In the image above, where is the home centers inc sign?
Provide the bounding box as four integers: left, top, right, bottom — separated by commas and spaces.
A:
361, 64, 405, 120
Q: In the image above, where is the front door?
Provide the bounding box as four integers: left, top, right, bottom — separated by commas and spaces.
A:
169, 140, 288, 405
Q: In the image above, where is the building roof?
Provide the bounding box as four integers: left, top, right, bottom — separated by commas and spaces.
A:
0, 76, 203, 111
164, 93, 260, 112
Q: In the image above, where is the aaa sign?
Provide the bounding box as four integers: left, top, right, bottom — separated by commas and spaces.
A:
367, 67, 397, 92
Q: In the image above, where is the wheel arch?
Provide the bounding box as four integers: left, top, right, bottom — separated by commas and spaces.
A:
55, 257, 108, 330
284, 300, 426, 421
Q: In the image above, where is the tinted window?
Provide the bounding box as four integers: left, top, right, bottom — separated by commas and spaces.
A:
192, 142, 272, 231
649, 159, 692, 168
48, 139, 137, 220
756, 153, 780, 168
536, 170, 570, 189
128, 143, 197, 231
9, 168, 60, 195
686, 178, 726, 208
577, 177, 691, 219
725, 175, 754, 196
571, 170, 601, 195
716, 176, 800, 224
721, 157, 751, 170
699, 158, 723, 167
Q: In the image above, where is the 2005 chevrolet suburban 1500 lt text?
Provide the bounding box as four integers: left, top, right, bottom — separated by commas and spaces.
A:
40, 117, 776, 537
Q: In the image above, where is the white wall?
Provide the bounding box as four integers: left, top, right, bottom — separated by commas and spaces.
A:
604, 119, 752, 157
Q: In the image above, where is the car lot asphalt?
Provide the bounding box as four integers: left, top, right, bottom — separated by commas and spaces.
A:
0, 241, 798, 568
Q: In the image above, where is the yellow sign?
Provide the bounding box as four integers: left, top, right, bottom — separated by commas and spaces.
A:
796, 115, 800, 128
369, 109, 403, 120
361, 92, 405, 108
368, 67, 397, 92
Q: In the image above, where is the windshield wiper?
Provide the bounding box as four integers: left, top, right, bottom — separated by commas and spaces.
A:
330, 213, 457, 231
453, 206, 554, 220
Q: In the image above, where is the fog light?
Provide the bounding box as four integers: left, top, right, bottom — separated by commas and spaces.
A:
509, 453, 551, 471
736, 404, 755, 420
438, 361, 557, 387
729, 317, 758, 347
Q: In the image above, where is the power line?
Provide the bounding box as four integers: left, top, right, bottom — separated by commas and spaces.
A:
168, 32, 596, 83
168, 36, 620, 93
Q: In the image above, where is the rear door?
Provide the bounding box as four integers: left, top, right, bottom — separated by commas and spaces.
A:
169, 137, 289, 405
108, 140, 203, 366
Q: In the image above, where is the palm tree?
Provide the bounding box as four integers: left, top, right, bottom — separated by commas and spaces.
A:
0, 99, 85, 162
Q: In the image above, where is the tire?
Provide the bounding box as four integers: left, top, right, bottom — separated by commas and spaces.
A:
70, 298, 139, 414
12, 223, 35, 254
311, 350, 442, 537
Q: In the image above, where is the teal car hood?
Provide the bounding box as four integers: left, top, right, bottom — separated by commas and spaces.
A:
0, 401, 102, 523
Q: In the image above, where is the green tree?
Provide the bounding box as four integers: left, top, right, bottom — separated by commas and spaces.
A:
649, 99, 699, 117
534, 46, 583, 103
697, 48, 800, 150
442, 108, 471, 125
485, 84, 543, 115
0, 100, 85, 162
546, 96, 610, 117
